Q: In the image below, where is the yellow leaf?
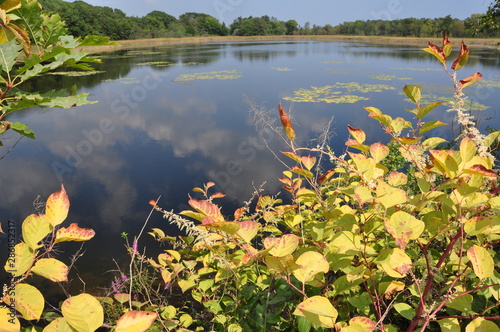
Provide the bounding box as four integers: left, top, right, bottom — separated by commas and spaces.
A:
32, 258, 68, 282
265, 254, 299, 274
236, 220, 260, 242
201, 221, 240, 235
387, 172, 408, 187
0, 0, 21, 13
370, 142, 389, 163
41, 317, 76, 332
467, 245, 494, 279
385, 211, 424, 248
465, 317, 500, 332
61, 293, 104, 332
0, 307, 20, 331
343, 316, 377, 332
293, 251, 329, 284
460, 136, 477, 164
4, 242, 36, 277
354, 186, 373, 206
301, 156, 316, 171
3, 283, 44, 321
115, 311, 158, 332
45, 184, 70, 227
375, 248, 412, 278
293, 296, 338, 328
22, 214, 51, 250
329, 231, 361, 255
376, 180, 408, 209
347, 125, 366, 144
55, 223, 95, 243
438, 318, 460, 332
263, 234, 300, 257
114, 293, 130, 304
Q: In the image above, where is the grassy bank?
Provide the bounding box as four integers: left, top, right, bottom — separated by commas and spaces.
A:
80, 35, 500, 53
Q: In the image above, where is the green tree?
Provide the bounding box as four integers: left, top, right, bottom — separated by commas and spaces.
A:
285, 19, 298, 35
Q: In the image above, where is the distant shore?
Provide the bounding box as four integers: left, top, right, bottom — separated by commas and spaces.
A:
80, 35, 500, 53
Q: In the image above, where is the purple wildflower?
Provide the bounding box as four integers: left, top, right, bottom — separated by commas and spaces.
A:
132, 239, 138, 254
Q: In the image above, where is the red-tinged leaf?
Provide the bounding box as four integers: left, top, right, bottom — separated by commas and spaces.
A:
234, 207, 245, 220
55, 223, 95, 243
467, 245, 494, 279
370, 142, 389, 163
452, 41, 469, 71
32, 258, 68, 282
465, 164, 498, 177
279, 177, 293, 186
206, 182, 216, 189
345, 140, 371, 154
45, 184, 70, 227
423, 42, 446, 64
347, 125, 366, 144
290, 166, 314, 179
301, 156, 316, 171
399, 137, 420, 145
115, 311, 158, 332
387, 172, 408, 187
188, 198, 224, 222
442, 34, 452, 57
460, 72, 483, 89
317, 169, 335, 185
264, 234, 300, 257
210, 192, 226, 199
278, 103, 295, 141
281, 151, 302, 163
236, 220, 260, 242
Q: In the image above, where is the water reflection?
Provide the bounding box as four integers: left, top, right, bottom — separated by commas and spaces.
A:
1, 40, 499, 292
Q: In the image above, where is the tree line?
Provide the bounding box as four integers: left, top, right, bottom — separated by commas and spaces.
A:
39, 0, 499, 40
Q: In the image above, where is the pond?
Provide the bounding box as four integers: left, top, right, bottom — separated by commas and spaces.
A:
1, 40, 499, 293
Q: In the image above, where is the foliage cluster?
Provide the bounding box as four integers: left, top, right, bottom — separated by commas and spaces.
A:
0, 0, 102, 146
38, 0, 498, 40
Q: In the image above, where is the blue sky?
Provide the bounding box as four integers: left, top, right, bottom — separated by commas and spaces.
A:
67, 0, 491, 26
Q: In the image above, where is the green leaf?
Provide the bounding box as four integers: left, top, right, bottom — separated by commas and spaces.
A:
465, 317, 500, 332
393, 303, 415, 320
403, 85, 421, 103
417, 102, 443, 119
446, 294, 474, 314
61, 293, 104, 332
438, 318, 460, 332
376, 180, 408, 209
297, 316, 312, 332
419, 120, 447, 135
467, 245, 494, 279
12, 0, 42, 43
385, 211, 424, 248
10, 121, 35, 138
41, 13, 67, 48
0, 39, 22, 74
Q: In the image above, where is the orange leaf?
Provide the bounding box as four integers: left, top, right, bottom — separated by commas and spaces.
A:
301, 156, 316, 171
45, 184, 70, 227
460, 72, 483, 89
278, 103, 295, 141
55, 223, 95, 243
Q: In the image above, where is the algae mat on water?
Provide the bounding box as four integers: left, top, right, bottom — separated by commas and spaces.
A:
283, 82, 395, 103
174, 70, 242, 82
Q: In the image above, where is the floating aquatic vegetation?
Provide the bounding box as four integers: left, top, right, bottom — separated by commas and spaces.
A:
125, 50, 162, 56
334, 82, 395, 93
272, 67, 295, 71
174, 70, 242, 82
283, 85, 368, 104
323, 61, 365, 64
476, 78, 500, 89
46, 71, 105, 76
137, 61, 174, 67
182, 62, 201, 66
390, 67, 441, 71
369, 74, 412, 81
283, 82, 395, 104
102, 77, 141, 84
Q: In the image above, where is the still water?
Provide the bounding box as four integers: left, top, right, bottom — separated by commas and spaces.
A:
1, 40, 499, 290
